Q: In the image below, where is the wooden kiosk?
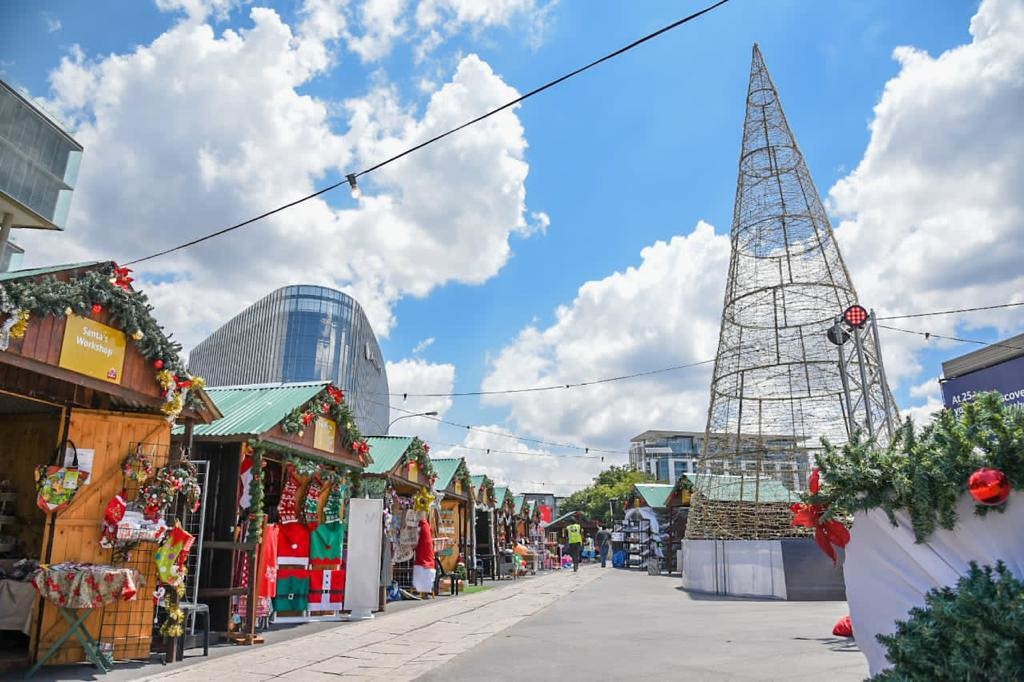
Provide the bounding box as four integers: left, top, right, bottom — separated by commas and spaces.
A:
362, 437, 436, 604
172, 382, 369, 641
0, 262, 217, 673
470, 475, 496, 580
429, 457, 472, 575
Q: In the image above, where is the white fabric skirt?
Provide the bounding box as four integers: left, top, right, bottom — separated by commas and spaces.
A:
412, 565, 436, 593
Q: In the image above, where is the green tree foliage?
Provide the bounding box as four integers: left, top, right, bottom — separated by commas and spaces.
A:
805, 392, 1024, 543
873, 562, 1024, 681
559, 465, 656, 525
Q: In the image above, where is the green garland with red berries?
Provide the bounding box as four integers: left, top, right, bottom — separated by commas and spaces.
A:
403, 437, 435, 482
280, 385, 369, 457
0, 263, 205, 420
799, 392, 1023, 544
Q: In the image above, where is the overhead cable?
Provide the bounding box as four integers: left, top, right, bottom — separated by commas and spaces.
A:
122, 0, 732, 266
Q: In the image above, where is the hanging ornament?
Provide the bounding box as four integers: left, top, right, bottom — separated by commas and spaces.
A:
132, 330, 144, 341
968, 467, 1011, 506
91, 303, 103, 315
64, 306, 73, 316
154, 359, 164, 369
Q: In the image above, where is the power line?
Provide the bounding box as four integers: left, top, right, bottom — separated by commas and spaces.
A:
122, 0, 731, 266
381, 399, 625, 456
877, 324, 1024, 352
425, 438, 602, 460
875, 301, 1024, 321
388, 358, 716, 398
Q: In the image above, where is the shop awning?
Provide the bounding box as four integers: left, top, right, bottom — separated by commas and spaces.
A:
176, 382, 328, 437
633, 483, 674, 509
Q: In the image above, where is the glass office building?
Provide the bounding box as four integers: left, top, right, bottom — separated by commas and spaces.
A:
188, 285, 390, 434
0, 80, 83, 230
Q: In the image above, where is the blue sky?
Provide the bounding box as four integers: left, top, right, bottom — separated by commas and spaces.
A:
2, 0, 1021, 491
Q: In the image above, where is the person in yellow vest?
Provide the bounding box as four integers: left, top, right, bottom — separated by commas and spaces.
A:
564, 514, 584, 573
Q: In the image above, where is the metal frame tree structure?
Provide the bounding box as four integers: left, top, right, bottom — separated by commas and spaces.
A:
685, 44, 899, 541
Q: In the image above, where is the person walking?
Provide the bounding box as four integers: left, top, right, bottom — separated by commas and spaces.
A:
564, 514, 584, 573
595, 524, 612, 568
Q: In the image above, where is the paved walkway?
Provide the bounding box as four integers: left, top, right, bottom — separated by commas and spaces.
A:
139, 569, 601, 681
424, 568, 869, 681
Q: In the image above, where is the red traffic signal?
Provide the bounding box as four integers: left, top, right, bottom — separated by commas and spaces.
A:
842, 305, 869, 329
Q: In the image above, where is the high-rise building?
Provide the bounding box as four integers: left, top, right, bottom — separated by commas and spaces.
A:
0, 79, 84, 270
188, 285, 389, 434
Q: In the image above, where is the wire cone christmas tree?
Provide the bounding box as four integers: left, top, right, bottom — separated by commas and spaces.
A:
686, 45, 899, 541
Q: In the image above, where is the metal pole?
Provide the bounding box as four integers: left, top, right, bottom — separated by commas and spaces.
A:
869, 310, 895, 440
0, 212, 13, 270
837, 337, 857, 437
852, 325, 875, 439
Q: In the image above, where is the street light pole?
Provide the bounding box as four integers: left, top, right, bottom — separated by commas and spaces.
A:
386, 411, 438, 433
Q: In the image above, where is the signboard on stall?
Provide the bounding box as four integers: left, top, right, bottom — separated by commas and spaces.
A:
941, 354, 1024, 415
437, 508, 457, 557
345, 497, 384, 620
313, 417, 337, 451
58, 315, 126, 384
407, 460, 419, 481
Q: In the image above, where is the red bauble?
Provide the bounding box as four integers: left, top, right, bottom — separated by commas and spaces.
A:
968, 467, 1011, 506
91, 303, 103, 315
154, 359, 164, 370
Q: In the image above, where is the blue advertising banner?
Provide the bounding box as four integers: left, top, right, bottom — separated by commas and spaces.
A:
941, 354, 1024, 415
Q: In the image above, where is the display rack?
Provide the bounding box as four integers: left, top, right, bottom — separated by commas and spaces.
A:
620, 518, 653, 570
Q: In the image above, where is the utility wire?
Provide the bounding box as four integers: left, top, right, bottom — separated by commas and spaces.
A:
875, 301, 1024, 321
122, 0, 731, 266
877, 324, 1024, 353
381, 399, 624, 456
389, 358, 716, 398
424, 438, 604, 460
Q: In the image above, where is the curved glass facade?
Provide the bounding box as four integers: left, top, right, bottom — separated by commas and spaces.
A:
188, 285, 389, 434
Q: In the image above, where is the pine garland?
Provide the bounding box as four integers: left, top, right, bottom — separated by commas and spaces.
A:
280, 385, 367, 453
0, 264, 205, 420
804, 393, 1024, 543
403, 437, 435, 481
872, 561, 1024, 680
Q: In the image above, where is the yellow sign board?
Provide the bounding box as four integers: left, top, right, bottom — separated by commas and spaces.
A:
407, 460, 419, 481
59, 315, 127, 384
314, 417, 337, 452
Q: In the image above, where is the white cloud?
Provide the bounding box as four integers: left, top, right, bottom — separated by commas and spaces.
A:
829, 0, 1024, 388
384, 358, 455, 437
43, 13, 62, 33
481, 221, 729, 450
154, 0, 243, 22
346, 0, 408, 62
24, 9, 540, 352
429, 425, 604, 496
411, 336, 435, 354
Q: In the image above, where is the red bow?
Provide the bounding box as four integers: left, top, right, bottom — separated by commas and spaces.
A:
302, 412, 315, 426
112, 266, 134, 290
327, 386, 344, 403
174, 376, 192, 390
791, 468, 850, 563
352, 440, 370, 457
320, 402, 331, 414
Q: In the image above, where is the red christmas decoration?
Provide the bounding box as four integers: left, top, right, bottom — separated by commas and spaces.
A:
352, 440, 370, 458
302, 412, 315, 426
327, 386, 344, 403
968, 467, 1011, 506
112, 266, 134, 290
320, 402, 331, 414
91, 303, 103, 315
174, 376, 192, 390
154, 360, 164, 369
791, 468, 849, 563
832, 615, 853, 638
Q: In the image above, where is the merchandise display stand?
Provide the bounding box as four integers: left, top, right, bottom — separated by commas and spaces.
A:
622, 519, 651, 569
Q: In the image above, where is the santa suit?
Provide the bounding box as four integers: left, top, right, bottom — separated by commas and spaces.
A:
412, 517, 436, 594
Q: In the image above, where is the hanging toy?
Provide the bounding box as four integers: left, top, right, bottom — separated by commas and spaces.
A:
100, 490, 128, 549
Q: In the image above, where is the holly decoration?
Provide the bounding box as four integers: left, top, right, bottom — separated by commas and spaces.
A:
281, 385, 363, 450
403, 438, 435, 480
801, 392, 1024, 543
0, 263, 205, 421
122, 448, 155, 484
967, 467, 1011, 506
139, 460, 201, 521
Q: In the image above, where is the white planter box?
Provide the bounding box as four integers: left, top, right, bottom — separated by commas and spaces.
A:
844, 493, 1024, 676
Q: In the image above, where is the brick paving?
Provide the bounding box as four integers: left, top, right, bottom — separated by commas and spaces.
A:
139, 568, 602, 681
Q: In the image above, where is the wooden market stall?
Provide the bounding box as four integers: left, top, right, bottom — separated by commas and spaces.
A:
0, 262, 218, 674
469, 475, 496, 581
429, 457, 472, 576
362, 436, 436, 604
492, 486, 514, 550
171, 382, 369, 641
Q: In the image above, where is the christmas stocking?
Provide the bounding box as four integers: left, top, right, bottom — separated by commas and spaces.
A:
100, 490, 127, 549
302, 475, 323, 524
155, 525, 196, 587
323, 483, 346, 524
278, 466, 300, 524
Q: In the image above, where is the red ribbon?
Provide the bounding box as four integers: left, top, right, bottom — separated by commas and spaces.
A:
327, 386, 344, 403
352, 440, 370, 457
791, 468, 850, 563
112, 266, 134, 290
302, 412, 315, 426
